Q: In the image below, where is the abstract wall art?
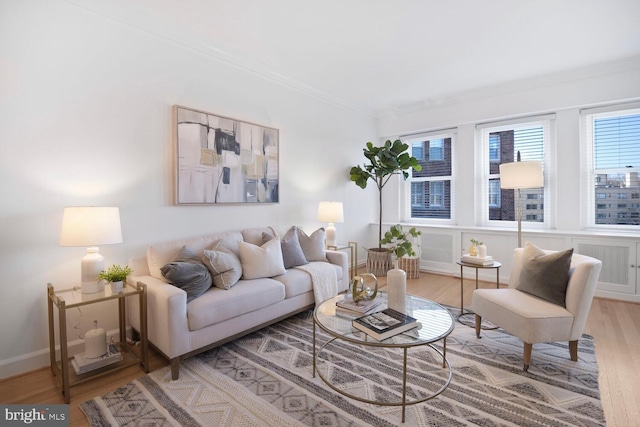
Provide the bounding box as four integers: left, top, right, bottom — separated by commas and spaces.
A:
174, 105, 279, 205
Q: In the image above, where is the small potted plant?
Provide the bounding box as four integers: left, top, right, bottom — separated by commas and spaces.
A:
469, 239, 487, 257
98, 264, 133, 293
381, 224, 422, 261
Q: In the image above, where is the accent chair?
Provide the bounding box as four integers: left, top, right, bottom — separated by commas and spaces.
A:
471, 243, 602, 372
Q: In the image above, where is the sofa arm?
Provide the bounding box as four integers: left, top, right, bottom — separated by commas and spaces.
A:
127, 275, 191, 359
326, 250, 349, 292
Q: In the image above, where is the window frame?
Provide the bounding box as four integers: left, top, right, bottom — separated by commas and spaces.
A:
475, 116, 554, 229
400, 129, 457, 224
581, 104, 640, 230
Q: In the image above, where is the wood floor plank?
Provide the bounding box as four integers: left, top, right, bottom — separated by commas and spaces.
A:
1, 271, 637, 426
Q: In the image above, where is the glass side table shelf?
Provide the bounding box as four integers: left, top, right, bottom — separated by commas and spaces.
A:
327, 241, 357, 280
47, 282, 149, 403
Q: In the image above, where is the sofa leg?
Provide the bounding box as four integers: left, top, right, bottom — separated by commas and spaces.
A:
170, 357, 181, 380
523, 342, 532, 372
475, 315, 482, 338
569, 340, 578, 362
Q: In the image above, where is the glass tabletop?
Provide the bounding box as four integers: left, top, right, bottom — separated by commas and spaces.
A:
314, 292, 454, 347
49, 282, 142, 309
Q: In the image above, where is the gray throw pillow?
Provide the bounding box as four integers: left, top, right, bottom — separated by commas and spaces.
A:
262, 227, 308, 269
202, 249, 242, 289
516, 242, 574, 307
161, 262, 212, 303
296, 227, 328, 262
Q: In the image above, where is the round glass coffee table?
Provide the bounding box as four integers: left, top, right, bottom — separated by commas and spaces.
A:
313, 292, 454, 423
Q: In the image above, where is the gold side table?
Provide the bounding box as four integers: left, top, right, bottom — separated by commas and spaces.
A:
327, 241, 358, 280
47, 282, 148, 403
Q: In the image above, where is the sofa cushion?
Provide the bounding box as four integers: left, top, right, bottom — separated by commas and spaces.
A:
161, 261, 213, 303
202, 249, 242, 290
516, 242, 574, 307
238, 239, 286, 279
297, 227, 328, 262
270, 262, 343, 299
262, 227, 308, 269
187, 278, 285, 331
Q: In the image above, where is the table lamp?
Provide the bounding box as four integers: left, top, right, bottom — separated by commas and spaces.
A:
499, 152, 543, 247
317, 201, 344, 248
60, 207, 123, 293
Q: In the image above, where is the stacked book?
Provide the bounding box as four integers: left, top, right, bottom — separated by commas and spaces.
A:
72, 344, 122, 375
461, 254, 494, 266
335, 295, 383, 316
352, 308, 419, 341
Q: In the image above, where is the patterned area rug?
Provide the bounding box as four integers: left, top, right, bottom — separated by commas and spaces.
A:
80, 308, 604, 426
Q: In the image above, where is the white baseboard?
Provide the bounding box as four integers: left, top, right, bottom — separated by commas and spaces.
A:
0, 327, 127, 380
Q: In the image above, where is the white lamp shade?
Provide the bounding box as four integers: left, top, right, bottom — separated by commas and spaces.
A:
317, 201, 344, 223
60, 207, 123, 246
499, 161, 543, 189
60, 207, 123, 293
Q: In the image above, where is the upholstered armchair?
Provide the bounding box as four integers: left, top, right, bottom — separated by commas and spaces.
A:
471, 242, 602, 372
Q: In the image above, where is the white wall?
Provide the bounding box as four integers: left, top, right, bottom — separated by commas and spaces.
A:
0, 0, 377, 378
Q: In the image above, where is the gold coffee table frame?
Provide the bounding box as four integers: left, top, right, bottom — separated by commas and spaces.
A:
313, 292, 454, 423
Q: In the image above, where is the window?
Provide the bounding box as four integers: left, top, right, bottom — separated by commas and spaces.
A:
412, 143, 425, 161
401, 130, 456, 221
478, 116, 551, 227
489, 180, 501, 207
583, 106, 640, 227
489, 134, 501, 162
429, 139, 444, 161
429, 181, 444, 207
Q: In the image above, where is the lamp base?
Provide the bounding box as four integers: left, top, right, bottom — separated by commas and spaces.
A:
81, 247, 105, 294
325, 223, 337, 248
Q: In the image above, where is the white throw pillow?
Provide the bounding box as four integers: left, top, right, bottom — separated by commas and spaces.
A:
202, 249, 242, 290
238, 239, 286, 279
297, 227, 328, 262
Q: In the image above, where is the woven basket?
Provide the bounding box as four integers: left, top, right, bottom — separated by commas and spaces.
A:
397, 257, 420, 279
366, 249, 392, 276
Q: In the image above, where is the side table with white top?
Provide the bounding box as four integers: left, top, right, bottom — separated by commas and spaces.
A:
456, 259, 501, 325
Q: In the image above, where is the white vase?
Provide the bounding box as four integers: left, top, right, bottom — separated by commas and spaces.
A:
84, 320, 107, 359
111, 281, 123, 293
387, 266, 407, 313
478, 244, 487, 258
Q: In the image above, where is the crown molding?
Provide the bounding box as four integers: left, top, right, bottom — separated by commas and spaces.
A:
376, 56, 640, 120
61, 0, 375, 118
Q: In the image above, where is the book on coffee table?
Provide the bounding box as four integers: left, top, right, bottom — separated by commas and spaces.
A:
336, 295, 382, 315
352, 308, 418, 341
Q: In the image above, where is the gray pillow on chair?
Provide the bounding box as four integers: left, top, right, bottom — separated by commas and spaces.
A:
516, 242, 573, 307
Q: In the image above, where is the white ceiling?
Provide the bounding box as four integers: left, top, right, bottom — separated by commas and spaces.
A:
71, 0, 640, 117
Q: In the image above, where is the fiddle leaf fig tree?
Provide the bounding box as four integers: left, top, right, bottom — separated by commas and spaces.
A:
350, 139, 422, 249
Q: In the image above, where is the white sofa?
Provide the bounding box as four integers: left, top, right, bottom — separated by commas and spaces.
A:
127, 226, 348, 379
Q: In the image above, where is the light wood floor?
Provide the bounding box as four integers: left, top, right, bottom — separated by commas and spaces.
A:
2, 272, 639, 426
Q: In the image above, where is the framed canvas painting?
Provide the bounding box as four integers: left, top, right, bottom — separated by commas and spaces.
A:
174, 105, 279, 205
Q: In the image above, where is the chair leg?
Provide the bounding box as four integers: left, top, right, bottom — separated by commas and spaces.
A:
523, 342, 532, 372
569, 340, 578, 362
475, 315, 482, 338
